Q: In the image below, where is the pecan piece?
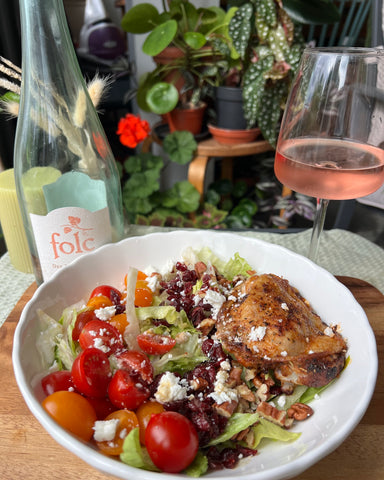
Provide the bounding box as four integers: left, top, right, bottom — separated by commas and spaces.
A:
197, 318, 215, 336
226, 366, 243, 387
287, 403, 314, 421
236, 384, 256, 403
256, 401, 293, 428
213, 400, 238, 418
190, 376, 209, 391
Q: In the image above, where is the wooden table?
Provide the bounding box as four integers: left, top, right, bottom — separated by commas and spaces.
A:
1, 277, 383, 479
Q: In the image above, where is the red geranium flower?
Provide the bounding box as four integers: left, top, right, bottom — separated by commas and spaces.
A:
116, 113, 151, 148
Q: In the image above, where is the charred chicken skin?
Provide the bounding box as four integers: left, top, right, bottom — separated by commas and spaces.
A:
216, 273, 347, 388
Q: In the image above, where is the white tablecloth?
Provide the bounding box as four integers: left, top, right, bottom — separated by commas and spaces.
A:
1, 227, 384, 327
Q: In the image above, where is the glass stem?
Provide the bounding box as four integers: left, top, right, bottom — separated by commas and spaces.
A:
308, 198, 330, 262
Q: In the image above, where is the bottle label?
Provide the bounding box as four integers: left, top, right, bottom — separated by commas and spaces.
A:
30, 206, 112, 281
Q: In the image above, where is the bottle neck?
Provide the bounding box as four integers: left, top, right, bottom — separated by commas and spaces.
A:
19, 0, 82, 91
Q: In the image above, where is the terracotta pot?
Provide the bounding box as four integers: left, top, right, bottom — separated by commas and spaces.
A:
208, 124, 261, 145
166, 103, 207, 135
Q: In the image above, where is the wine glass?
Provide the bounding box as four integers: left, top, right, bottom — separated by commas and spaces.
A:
275, 47, 384, 262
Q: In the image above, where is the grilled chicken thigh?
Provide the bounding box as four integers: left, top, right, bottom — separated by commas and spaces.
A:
216, 273, 347, 388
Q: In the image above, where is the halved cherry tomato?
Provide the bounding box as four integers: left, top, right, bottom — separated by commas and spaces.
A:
115, 350, 154, 384
72, 309, 97, 341
145, 411, 199, 473
108, 369, 150, 410
135, 280, 153, 307
95, 409, 139, 456
136, 400, 164, 444
78, 319, 124, 355
90, 285, 123, 306
42, 391, 97, 442
86, 295, 113, 310
41, 370, 74, 396
109, 313, 128, 336
137, 333, 176, 355
71, 347, 111, 398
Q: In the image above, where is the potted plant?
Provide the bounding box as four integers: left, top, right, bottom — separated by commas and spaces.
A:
121, 0, 232, 134
210, 0, 341, 146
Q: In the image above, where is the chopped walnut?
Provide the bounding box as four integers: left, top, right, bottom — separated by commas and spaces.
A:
256, 401, 293, 428
195, 261, 207, 278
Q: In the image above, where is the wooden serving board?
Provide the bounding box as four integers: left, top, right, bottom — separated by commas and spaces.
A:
0, 277, 383, 480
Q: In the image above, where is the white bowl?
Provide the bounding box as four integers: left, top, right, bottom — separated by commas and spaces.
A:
13, 230, 377, 480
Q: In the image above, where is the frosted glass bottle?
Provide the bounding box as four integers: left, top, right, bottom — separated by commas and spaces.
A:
14, 0, 124, 284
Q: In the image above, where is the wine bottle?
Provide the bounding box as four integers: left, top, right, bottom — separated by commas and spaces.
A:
14, 0, 124, 284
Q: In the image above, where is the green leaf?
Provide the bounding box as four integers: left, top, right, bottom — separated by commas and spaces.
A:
162, 181, 200, 213
143, 19, 178, 56
257, 81, 287, 147
208, 412, 259, 446
124, 153, 163, 175
251, 418, 301, 449
123, 169, 160, 199
183, 450, 208, 477
282, 0, 340, 25
184, 32, 207, 49
162, 130, 197, 164
120, 428, 160, 471
146, 82, 179, 115
228, 3, 253, 59
121, 3, 161, 34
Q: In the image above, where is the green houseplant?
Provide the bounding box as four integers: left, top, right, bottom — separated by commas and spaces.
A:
121, 0, 232, 120
212, 0, 341, 146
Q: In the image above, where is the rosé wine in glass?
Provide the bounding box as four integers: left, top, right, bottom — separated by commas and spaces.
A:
275, 138, 384, 200
274, 47, 384, 262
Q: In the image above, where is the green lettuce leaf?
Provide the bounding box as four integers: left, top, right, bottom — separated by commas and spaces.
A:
150, 332, 207, 375
136, 305, 195, 334
251, 418, 301, 449
207, 412, 260, 446
120, 428, 160, 471
184, 451, 208, 477
36, 309, 64, 367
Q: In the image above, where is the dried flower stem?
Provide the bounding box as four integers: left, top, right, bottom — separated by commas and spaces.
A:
0, 77, 21, 95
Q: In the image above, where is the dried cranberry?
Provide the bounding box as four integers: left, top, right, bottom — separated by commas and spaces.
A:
206, 446, 257, 470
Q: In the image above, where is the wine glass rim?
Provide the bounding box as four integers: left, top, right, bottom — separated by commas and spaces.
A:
303, 46, 384, 56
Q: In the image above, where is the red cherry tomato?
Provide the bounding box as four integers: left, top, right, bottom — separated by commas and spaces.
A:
145, 411, 199, 473
108, 369, 150, 410
137, 333, 176, 355
115, 350, 154, 384
90, 285, 123, 306
41, 391, 97, 442
78, 319, 124, 355
87, 396, 117, 420
71, 347, 111, 398
41, 370, 74, 396
72, 309, 97, 341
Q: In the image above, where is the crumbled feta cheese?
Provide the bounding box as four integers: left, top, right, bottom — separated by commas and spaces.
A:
249, 325, 267, 341
203, 289, 226, 319
146, 275, 159, 292
95, 306, 116, 321
93, 337, 110, 353
208, 367, 238, 405
281, 302, 289, 311
220, 359, 231, 371
155, 372, 189, 404
277, 395, 286, 408
93, 419, 120, 442
281, 351, 288, 357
